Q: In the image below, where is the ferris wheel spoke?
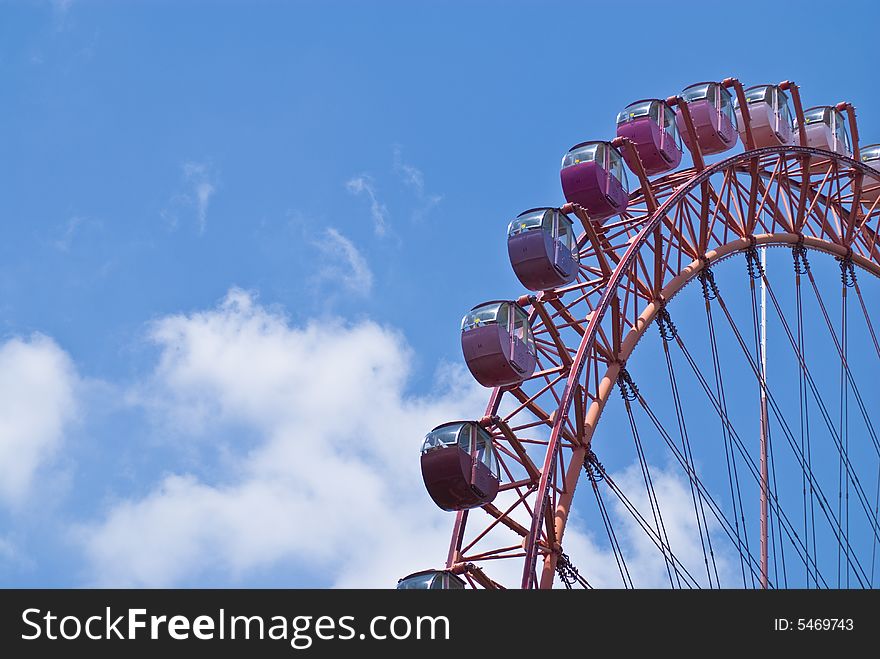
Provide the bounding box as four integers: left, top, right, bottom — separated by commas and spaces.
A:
801, 267, 880, 457
676, 285, 836, 587
620, 386, 679, 588
585, 464, 633, 588
660, 336, 720, 588
701, 296, 754, 587
712, 274, 872, 586
776, 271, 880, 563
794, 251, 820, 587
621, 363, 766, 587
585, 453, 702, 588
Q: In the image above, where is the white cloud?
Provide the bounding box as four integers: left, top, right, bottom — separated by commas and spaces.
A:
312, 228, 374, 296
345, 175, 388, 236
75, 288, 737, 588
0, 335, 79, 506
79, 289, 486, 586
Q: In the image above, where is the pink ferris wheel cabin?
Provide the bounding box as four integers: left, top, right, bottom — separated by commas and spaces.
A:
420, 421, 500, 511
734, 84, 796, 148
460, 300, 536, 388
675, 81, 739, 155
507, 207, 579, 291
560, 141, 629, 222
616, 99, 683, 176
796, 106, 853, 157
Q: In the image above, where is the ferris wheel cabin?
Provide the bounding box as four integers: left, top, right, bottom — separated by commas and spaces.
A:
560, 141, 629, 221
397, 569, 466, 589
795, 106, 853, 157
861, 144, 880, 202
507, 208, 579, 291
675, 82, 739, 155
734, 84, 796, 148
420, 421, 500, 511
616, 99, 683, 176
461, 300, 536, 387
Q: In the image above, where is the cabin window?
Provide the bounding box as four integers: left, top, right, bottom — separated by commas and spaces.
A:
833, 112, 851, 153
862, 145, 880, 162
512, 307, 534, 351
508, 210, 546, 237
594, 142, 606, 170
397, 573, 436, 589
803, 107, 829, 126
650, 101, 661, 125
557, 214, 575, 250
562, 143, 600, 168
617, 100, 653, 125
662, 105, 682, 148
474, 428, 499, 477
683, 83, 714, 105
462, 302, 507, 331
719, 88, 737, 127
444, 574, 465, 589
608, 147, 629, 190
775, 89, 793, 129
421, 424, 461, 453
744, 86, 770, 105
458, 424, 473, 452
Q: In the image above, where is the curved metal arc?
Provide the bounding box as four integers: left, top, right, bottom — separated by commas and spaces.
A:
520, 146, 880, 588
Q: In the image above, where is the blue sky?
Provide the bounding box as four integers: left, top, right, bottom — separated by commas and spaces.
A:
1, 0, 878, 588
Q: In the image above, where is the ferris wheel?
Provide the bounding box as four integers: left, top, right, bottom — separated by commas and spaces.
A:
397, 78, 880, 590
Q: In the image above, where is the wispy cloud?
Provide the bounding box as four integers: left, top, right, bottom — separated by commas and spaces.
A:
52, 0, 74, 13
162, 161, 219, 233
313, 228, 374, 296
53, 216, 84, 252
183, 162, 217, 233
345, 175, 388, 236
393, 146, 442, 221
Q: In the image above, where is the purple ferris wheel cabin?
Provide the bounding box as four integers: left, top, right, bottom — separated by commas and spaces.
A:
507, 207, 579, 291
460, 300, 536, 388
616, 99, 683, 176
560, 141, 629, 221
734, 84, 796, 148
675, 82, 739, 156
420, 421, 500, 511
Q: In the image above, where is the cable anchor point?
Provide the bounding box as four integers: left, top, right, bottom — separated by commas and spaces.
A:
617, 368, 639, 402
698, 264, 720, 301
583, 447, 606, 482
792, 235, 810, 275
554, 551, 584, 589
656, 306, 678, 342
745, 237, 764, 280
837, 248, 856, 288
